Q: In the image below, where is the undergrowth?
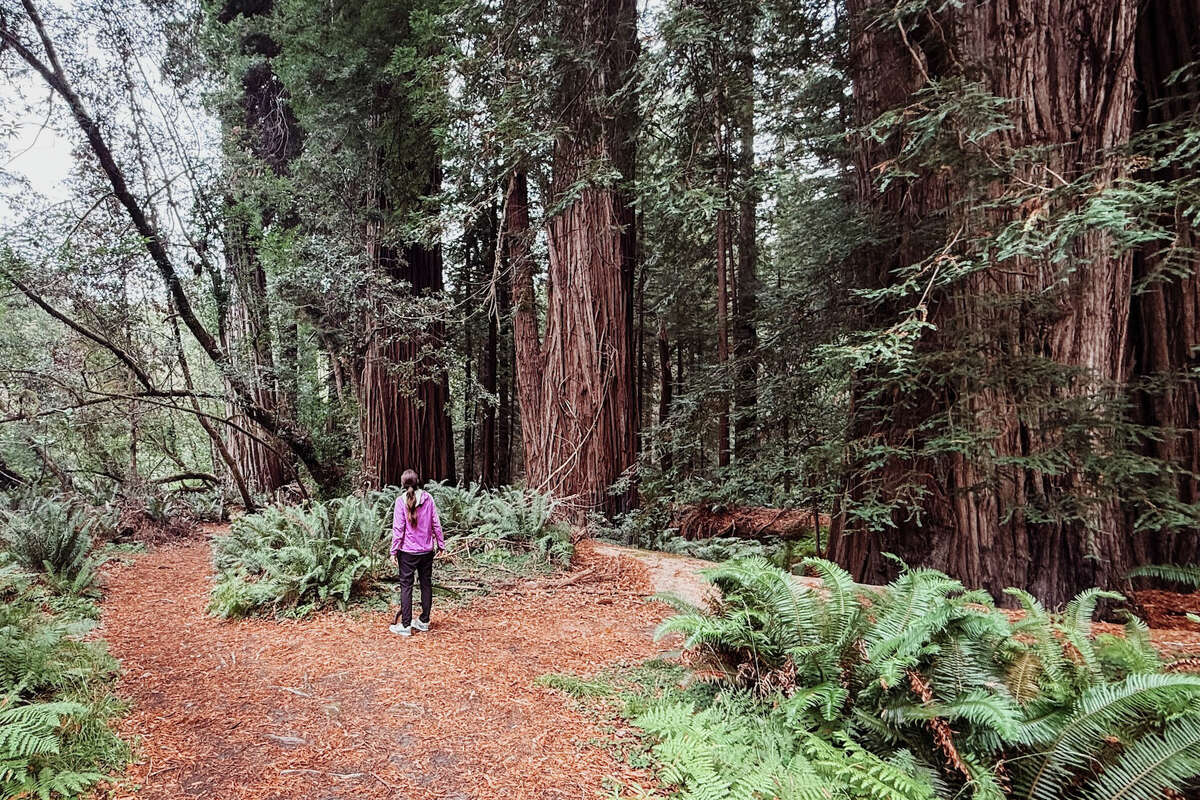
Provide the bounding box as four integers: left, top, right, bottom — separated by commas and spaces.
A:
543, 559, 1200, 800
0, 561, 129, 799
209, 483, 573, 618
1, 495, 117, 591
598, 494, 816, 571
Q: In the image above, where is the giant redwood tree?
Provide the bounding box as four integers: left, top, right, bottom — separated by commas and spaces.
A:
509, 0, 640, 519
216, 0, 301, 497
1126, 0, 1200, 569
828, 0, 1149, 606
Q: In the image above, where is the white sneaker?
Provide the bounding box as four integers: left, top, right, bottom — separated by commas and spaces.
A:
412, 619, 430, 632
389, 624, 412, 636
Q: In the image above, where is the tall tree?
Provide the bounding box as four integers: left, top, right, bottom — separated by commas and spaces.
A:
215, 0, 302, 498
731, 21, 759, 461
829, 0, 1142, 606
0, 0, 344, 494
509, 0, 640, 519
1125, 0, 1200, 568
268, 0, 456, 488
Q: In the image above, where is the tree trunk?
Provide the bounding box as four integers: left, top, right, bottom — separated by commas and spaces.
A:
218, 0, 301, 497
223, 246, 290, 495
508, 4, 637, 519
497, 241, 514, 487
732, 41, 759, 461
360, 235, 456, 488
1126, 0, 1200, 567
715, 116, 732, 469
477, 198, 501, 487
829, 0, 1140, 607
657, 320, 673, 473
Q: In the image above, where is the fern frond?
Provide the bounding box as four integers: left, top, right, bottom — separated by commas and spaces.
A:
1126, 563, 1200, 589
1082, 712, 1200, 800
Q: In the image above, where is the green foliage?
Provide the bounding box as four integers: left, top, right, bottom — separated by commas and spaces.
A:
1127, 563, 1200, 590
427, 482, 574, 568
209, 484, 574, 618
209, 494, 391, 618
640, 557, 1200, 800
1, 496, 114, 590
0, 565, 128, 798
534, 673, 613, 699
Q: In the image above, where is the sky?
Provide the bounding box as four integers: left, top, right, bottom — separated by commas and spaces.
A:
1, 79, 75, 217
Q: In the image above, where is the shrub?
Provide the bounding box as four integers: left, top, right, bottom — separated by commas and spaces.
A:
0, 566, 128, 798
209, 484, 574, 618
428, 483, 573, 567
209, 495, 389, 618
0, 495, 113, 590
644, 557, 1200, 800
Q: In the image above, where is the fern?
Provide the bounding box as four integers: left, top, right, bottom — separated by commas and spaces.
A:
1126, 563, 1200, 589
1, 496, 113, 588
1083, 712, 1200, 800
651, 556, 1200, 800
0, 575, 127, 799
210, 485, 574, 618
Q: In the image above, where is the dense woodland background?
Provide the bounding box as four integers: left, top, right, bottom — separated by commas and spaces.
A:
1, 0, 1199, 606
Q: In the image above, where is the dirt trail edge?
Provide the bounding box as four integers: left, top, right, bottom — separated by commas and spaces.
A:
99, 536, 678, 800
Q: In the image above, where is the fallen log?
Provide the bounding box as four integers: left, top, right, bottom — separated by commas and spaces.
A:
673, 504, 830, 542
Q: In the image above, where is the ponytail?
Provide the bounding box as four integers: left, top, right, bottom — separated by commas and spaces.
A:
405, 485, 418, 527
401, 469, 420, 528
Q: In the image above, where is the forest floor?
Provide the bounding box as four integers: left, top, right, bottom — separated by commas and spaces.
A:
96, 528, 1200, 800
96, 530, 700, 800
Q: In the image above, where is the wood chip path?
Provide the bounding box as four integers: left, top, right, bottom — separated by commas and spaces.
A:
98, 535, 677, 799
96, 532, 1200, 799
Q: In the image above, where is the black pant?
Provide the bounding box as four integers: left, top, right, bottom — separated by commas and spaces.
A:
394, 550, 434, 627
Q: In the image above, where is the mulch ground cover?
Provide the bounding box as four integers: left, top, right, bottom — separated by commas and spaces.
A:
94, 528, 1200, 800
98, 536, 670, 800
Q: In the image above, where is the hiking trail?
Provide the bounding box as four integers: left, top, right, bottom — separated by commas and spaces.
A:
98, 531, 703, 800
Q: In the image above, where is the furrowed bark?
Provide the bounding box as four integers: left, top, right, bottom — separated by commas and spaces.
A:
830, 0, 1140, 606
1126, 0, 1200, 567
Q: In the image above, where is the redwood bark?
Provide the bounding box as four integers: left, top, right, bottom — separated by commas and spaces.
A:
218, 0, 300, 496
508, 0, 639, 521
1126, 0, 1200, 566
360, 236, 456, 488
829, 0, 1140, 606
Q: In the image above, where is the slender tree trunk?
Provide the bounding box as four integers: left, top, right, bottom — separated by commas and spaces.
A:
170, 311, 256, 510
829, 0, 1140, 607
657, 320, 673, 473
480, 298, 499, 486
497, 242, 514, 487
477, 198, 501, 487
732, 41, 759, 461
715, 202, 732, 469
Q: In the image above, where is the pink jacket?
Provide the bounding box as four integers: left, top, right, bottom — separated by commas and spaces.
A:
390, 489, 445, 555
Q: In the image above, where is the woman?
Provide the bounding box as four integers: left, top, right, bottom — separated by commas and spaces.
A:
389, 469, 445, 636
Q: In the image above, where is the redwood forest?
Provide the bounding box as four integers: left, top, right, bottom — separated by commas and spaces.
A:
3, 0, 1200, 798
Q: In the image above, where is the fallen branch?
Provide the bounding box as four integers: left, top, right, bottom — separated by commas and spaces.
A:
546, 567, 596, 589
